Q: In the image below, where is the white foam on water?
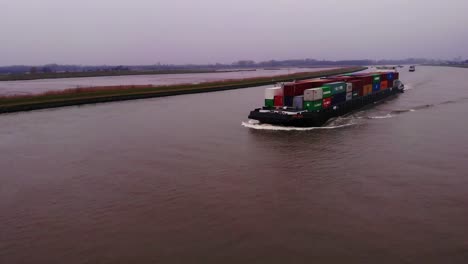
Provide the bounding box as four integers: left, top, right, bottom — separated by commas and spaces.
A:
404, 84, 413, 90
241, 120, 354, 131
367, 114, 393, 119
390, 108, 416, 114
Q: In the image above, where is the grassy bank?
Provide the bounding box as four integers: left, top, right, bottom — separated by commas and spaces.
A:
424, 64, 468, 68
0, 69, 233, 81
0, 66, 366, 114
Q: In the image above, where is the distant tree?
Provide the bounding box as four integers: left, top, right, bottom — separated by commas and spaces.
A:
41, 67, 52, 73
30, 67, 37, 74
233, 60, 255, 67
261, 60, 280, 67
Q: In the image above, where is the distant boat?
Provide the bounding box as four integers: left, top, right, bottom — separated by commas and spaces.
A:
409, 65, 416, 72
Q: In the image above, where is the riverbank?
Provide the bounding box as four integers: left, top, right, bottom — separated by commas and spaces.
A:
0, 66, 366, 114
0, 69, 235, 81
423, 64, 468, 68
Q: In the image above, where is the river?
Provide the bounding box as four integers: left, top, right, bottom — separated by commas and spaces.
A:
1, 66, 467, 263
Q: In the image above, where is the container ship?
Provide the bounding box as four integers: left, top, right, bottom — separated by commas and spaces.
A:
248, 71, 404, 127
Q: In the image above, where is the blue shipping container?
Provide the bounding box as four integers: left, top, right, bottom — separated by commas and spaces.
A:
293, 96, 304, 110
284, 96, 294, 107
372, 82, 380, 92
331, 92, 346, 105
387, 72, 394, 80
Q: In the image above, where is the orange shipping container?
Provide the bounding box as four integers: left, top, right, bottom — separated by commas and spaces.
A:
363, 84, 372, 95
380, 80, 388, 90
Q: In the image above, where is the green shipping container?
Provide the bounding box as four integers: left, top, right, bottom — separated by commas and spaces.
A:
304, 100, 322, 111
325, 82, 346, 95
373, 75, 381, 83
321, 86, 332, 98
265, 99, 274, 107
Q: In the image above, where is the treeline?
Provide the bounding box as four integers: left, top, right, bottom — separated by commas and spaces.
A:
0, 64, 132, 75
0, 58, 450, 75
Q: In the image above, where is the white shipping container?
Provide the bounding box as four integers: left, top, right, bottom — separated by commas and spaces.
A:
346, 92, 353, 101
265, 87, 283, 99
304, 88, 323, 101
346, 83, 353, 93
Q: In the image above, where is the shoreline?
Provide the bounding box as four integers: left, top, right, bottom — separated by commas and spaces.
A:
0, 69, 230, 82
0, 66, 366, 114
0, 67, 330, 82
423, 64, 468, 68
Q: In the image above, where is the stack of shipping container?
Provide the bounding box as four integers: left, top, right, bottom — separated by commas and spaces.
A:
264, 71, 400, 111
264, 86, 283, 107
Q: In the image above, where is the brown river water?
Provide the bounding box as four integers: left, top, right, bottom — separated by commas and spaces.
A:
1, 66, 468, 263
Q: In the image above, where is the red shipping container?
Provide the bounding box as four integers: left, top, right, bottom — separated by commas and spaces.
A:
380, 72, 388, 81
297, 79, 332, 87
273, 96, 283, 106
283, 83, 296, 97
294, 82, 314, 96
388, 79, 394, 88
349, 80, 364, 96
284, 79, 332, 96
352, 74, 373, 85
394, 72, 400, 80
322, 97, 332, 109
380, 80, 388, 90
349, 73, 370, 77
323, 76, 357, 82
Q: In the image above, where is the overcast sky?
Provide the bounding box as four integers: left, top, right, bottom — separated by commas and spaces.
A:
1, 0, 467, 65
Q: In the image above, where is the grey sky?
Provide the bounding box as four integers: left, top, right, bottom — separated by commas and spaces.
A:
2, 0, 467, 65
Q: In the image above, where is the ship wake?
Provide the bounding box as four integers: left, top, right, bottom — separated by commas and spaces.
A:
366, 113, 394, 119
241, 119, 354, 131
243, 98, 468, 131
